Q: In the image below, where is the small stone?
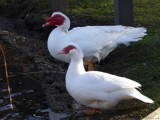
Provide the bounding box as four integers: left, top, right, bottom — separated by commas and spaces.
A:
0, 99, 4, 104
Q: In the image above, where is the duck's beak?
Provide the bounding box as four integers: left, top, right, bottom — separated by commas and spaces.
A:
42, 17, 54, 27
57, 50, 64, 54
42, 22, 51, 27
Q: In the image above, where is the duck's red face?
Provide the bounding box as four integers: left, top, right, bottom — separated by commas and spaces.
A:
42, 14, 65, 27
58, 45, 76, 54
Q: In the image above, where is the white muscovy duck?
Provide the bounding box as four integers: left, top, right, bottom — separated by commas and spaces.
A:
43, 12, 147, 70
58, 43, 154, 110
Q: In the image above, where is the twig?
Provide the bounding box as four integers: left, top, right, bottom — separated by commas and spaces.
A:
0, 43, 13, 110
8, 71, 65, 78
23, 73, 37, 82
8, 71, 41, 78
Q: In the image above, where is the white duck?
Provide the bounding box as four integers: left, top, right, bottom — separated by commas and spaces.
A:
58, 43, 154, 110
43, 12, 147, 70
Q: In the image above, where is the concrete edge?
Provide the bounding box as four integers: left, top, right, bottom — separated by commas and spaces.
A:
142, 107, 160, 120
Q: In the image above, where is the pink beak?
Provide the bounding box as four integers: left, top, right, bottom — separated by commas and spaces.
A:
57, 50, 65, 54
42, 17, 54, 27
42, 22, 50, 27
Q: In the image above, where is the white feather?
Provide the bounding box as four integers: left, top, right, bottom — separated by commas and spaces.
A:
47, 12, 147, 63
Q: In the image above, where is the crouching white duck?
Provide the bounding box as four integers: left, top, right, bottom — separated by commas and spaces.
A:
43, 12, 147, 70
58, 43, 154, 111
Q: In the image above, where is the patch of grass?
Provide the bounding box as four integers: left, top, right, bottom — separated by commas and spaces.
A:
68, 0, 114, 24
134, 0, 160, 26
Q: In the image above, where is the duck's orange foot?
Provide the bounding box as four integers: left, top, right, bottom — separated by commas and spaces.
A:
82, 108, 101, 115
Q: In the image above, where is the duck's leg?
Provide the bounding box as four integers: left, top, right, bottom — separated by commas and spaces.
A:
83, 108, 101, 115
84, 59, 94, 71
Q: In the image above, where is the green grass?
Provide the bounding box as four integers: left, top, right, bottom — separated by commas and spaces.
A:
134, 0, 160, 26
68, 0, 160, 27
68, 0, 114, 24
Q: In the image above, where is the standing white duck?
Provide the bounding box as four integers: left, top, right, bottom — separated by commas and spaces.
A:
58, 43, 154, 110
43, 12, 147, 70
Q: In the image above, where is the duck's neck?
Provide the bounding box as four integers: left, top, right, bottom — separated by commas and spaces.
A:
66, 58, 85, 80
58, 17, 70, 33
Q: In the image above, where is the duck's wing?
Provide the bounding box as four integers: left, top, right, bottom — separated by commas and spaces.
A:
67, 25, 146, 62
79, 71, 141, 92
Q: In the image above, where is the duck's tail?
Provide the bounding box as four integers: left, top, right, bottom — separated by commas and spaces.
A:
115, 27, 147, 46
129, 89, 154, 103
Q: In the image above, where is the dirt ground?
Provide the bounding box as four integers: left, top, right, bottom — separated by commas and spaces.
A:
0, 2, 148, 119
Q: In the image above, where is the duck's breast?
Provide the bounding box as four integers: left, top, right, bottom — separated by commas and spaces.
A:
47, 29, 71, 63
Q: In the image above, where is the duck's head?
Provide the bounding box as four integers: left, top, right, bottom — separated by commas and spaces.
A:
42, 12, 69, 27
58, 43, 84, 59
